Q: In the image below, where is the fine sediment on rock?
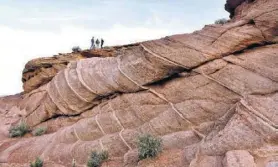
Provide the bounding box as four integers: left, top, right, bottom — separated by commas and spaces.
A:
0, 0, 277, 166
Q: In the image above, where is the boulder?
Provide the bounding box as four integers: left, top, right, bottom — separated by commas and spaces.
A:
222, 150, 256, 167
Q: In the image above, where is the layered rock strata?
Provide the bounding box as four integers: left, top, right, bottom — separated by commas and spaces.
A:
0, 0, 277, 166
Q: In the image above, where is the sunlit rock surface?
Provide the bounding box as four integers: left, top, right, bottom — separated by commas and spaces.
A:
0, 0, 277, 166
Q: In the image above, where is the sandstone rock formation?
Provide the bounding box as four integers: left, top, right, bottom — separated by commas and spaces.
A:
0, 0, 277, 166
22, 47, 118, 93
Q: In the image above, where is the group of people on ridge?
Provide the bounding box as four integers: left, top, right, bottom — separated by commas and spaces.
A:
90, 37, 104, 49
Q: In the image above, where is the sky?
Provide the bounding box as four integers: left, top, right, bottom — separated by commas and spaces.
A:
0, 0, 229, 95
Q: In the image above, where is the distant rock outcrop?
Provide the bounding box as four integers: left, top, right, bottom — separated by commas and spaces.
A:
0, 0, 277, 166
225, 0, 246, 18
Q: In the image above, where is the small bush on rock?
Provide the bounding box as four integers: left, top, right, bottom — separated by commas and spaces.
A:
30, 157, 43, 167
9, 122, 30, 138
72, 46, 81, 52
137, 134, 162, 160
87, 150, 108, 167
215, 18, 229, 24
32, 127, 47, 136
99, 150, 108, 161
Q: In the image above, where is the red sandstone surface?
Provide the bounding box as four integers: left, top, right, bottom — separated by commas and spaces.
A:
0, 0, 277, 166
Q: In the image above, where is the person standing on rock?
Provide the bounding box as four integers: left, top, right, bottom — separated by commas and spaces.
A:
96, 39, 100, 48
101, 38, 104, 48
90, 37, 95, 49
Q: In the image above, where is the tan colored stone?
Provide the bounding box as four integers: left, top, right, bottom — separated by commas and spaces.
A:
0, 0, 277, 166
223, 150, 256, 167
189, 155, 223, 167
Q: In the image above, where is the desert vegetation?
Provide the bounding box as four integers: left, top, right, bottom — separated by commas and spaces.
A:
215, 18, 229, 24
87, 150, 108, 167
137, 134, 162, 160
9, 122, 30, 138
72, 46, 81, 52
32, 127, 47, 136
30, 157, 43, 167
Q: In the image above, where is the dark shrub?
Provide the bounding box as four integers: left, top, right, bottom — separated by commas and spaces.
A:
215, 18, 229, 24
87, 150, 108, 167
9, 122, 30, 138
32, 127, 47, 136
99, 151, 108, 161
30, 157, 43, 167
72, 46, 81, 52
137, 134, 162, 160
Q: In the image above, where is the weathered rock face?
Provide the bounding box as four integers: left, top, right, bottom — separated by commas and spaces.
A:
0, 94, 23, 141
22, 47, 118, 93
0, 0, 277, 166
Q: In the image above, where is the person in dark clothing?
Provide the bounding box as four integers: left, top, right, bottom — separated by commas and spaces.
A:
96, 39, 100, 48
90, 37, 95, 49
101, 38, 104, 48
